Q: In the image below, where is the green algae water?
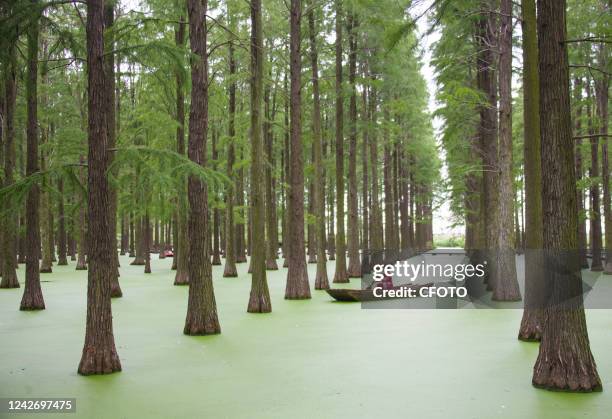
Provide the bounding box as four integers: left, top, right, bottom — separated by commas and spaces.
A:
1, 255, 611, 418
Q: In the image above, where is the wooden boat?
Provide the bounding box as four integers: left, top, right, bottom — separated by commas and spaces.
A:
326, 282, 434, 302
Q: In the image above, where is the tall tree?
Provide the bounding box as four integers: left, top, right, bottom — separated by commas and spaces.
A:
308, 0, 329, 290
518, 0, 544, 340
78, 0, 121, 374
223, 4, 238, 278
20, 0, 45, 310
285, 0, 311, 299
174, 14, 189, 285
0, 15, 19, 289
493, 0, 521, 301
333, 0, 348, 283
346, 11, 360, 278
105, 1, 122, 297
532, 0, 601, 392
248, 0, 271, 312
183, 0, 221, 334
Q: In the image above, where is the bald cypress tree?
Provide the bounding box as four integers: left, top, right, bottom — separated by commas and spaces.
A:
21, 0, 45, 310
285, 0, 311, 299
78, 0, 121, 375
183, 0, 221, 335
247, 0, 271, 312
532, 0, 601, 392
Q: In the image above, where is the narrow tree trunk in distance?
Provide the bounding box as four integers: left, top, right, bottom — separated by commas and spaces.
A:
223, 9, 238, 278
518, 0, 544, 341
308, 2, 329, 289
333, 0, 348, 283
144, 216, 151, 274
586, 84, 603, 271
184, 0, 221, 334
39, 50, 53, 274
57, 179, 68, 265
78, 0, 121, 374
573, 78, 589, 268
285, 0, 311, 299
211, 129, 222, 266
346, 12, 360, 277
264, 72, 279, 271
532, 0, 601, 392
21, 4, 45, 310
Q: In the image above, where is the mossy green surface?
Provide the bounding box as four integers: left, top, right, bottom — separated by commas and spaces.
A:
1, 255, 611, 419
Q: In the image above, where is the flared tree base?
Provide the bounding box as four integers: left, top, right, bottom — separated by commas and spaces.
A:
20, 292, 45, 310
518, 309, 542, 342
174, 271, 189, 285
183, 317, 221, 335
57, 259, 68, 266
308, 255, 317, 264
211, 257, 222, 266
223, 264, 238, 277
333, 271, 349, 284
40, 266, 53, 273
285, 267, 311, 300
0, 272, 20, 288
247, 292, 272, 313
78, 346, 122, 375
314, 271, 329, 290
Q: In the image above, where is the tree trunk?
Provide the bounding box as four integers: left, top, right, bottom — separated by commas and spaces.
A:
361, 81, 370, 273
211, 129, 222, 266
247, 0, 272, 312
476, 3, 499, 291
39, 43, 53, 274
308, 2, 329, 289
346, 12, 361, 277
1, 26, 19, 288
333, 0, 348, 283
223, 9, 238, 277
285, 0, 311, 299
21, 3, 45, 310
105, 2, 122, 297
595, 40, 611, 274
57, 179, 68, 265
573, 78, 589, 268
532, 0, 601, 392
78, 0, 121, 374
184, 0, 221, 334
264, 64, 279, 271
492, 0, 520, 301
144, 216, 151, 274
369, 82, 383, 266
586, 83, 603, 271
518, 0, 544, 341
174, 15, 189, 285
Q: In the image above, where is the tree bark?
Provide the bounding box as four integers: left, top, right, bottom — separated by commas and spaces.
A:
573, 78, 589, 268
247, 0, 272, 312
308, 2, 329, 290
333, 0, 348, 283
532, 0, 601, 392
285, 0, 311, 299
1, 25, 19, 288
78, 0, 121, 375
586, 82, 603, 271
223, 8, 238, 278
174, 15, 189, 285
518, 0, 544, 341
105, 2, 122, 297
184, 0, 221, 335
346, 12, 361, 277
492, 0, 520, 301
57, 179, 68, 265
211, 129, 222, 266
264, 62, 279, 271
21, 2, 45, 310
